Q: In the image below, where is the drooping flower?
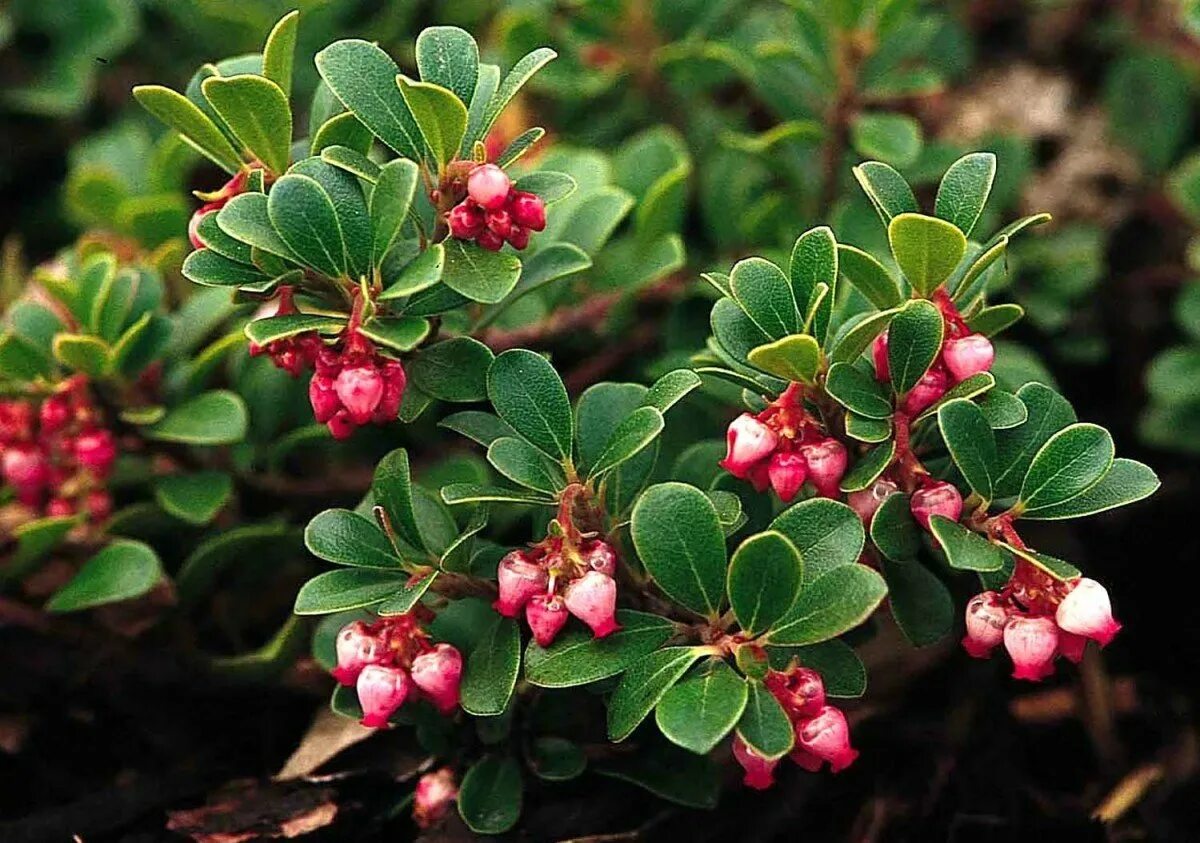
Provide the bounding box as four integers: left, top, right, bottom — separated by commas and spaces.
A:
961, 591, 1009, 659
563, 570, 620, 638
356, 664, 412, 728
409, 643, 463, 714
794, 705, 859, 773
526, 592, 570, 647
1056, 578, 1121, 647
413, 768, 458, 829
1003, 615, 1059, 681
942, 334, 995, 383
909, 480, 963, 530
719, 413, 778, 479
494, 551, 549, 617
732, 735, 778, 790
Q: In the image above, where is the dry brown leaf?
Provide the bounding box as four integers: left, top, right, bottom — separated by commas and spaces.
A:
276, 705, 375, 781
166, 779, 337, 842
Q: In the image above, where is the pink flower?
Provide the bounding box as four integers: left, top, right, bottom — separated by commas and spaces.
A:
476, 228, 505, 251
38, 396, 71, 434
46, 497, 74, 518
732, 735, 778, 790
332, 620, 382, 686
327, 409, 356, 440
494, 551, 548, 617
799, 438, 847, 498
564, 570, 620, 638
900, 366, 949, 416
962, 591, 1009, 658
909, 480, 963, 531
2, 444, 48, 491
467, 164, 512, 210
309, 374, 341, 423
719, 414, 778, 479
413, 768, 458, 829
1057, 630, 1088, 664
765, 667, 825, 719
1003, 615, 1059, 681
85, 490, 113, 521
356, 664, 411, 727
74, 429, 117, 476
507, 226, 530, 250
448, 203, 484, 238
410, 643, 463, 714
872, 331, 890, 382
485, 208, 513, 239
526, 593, 570, 647
942, 334, 995, 383
847, 478, 899, 524
509, 191, 546, 231
373, 360, 407, 424
334, 365, 385, 425
583, 541, 618, 577
767, 451, 808, 503
1055, 578, 1121, 647
794, 706, 858, 773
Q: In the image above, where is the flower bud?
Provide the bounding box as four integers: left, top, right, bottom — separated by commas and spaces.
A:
476, 228, 505, 252
413, 768, 458, 829
900, 366, 949, 416
509, 191, 547, 231
85, 490, 113, 522
564, 570, 620, 638
507, 225, 530, 250
799, 438, 847, 498
74, 429, 117, 476
447, 202, 484, 239
410, 643, 463, 714
1057, 630, 1088, 664
962, 591, 1008, 658
765, 667, 825, 719
332, 620, 383, 686
872, 331, 890, 382
795, 705, 858, 773
909, 480, 963, 531
1055, 578, 1121, 647
526, 592, 570, 647
373, 360, 407, 424
847, 478, 899, 524
309, 374, 341, 424
583, 541, 618, 577
38, 396, 71, 434
1003, 615, 1058, 681
485, 208, 513, 239
732, 735, 778, 790
356, 664, 411, 727
718, 413, 778, 479
494, 551, 548, 617
46, 497, 74, 518
327, 409, 356, 440
2, 445, 48, 491
334, 365, 385, 425
767, 451, 807, 503
942, 333, 995, 383
467, 164, 512, 210
187, 209, 207, 250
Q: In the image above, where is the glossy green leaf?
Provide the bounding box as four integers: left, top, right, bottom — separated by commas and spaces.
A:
977, 389, 1028, 429
440, 239, 521, 304
631, 483, 728, 618
304, 508, 401, 569
181, 249, 268, 288
607, 646, 708, 741
202, 75, 291, 175
487, 349, 573, 461
789, 226, 837, 342
888, 213, 967, 296
594, 742, 719, 810
869, 491, 919, 562
967, 303, 1024, 337
381, 244, 445, 299
244, 314, 343, 346
656, 660, 747, 755
408, 336, 493, 402
829, 308, 899, 364
482, 47, 557, 139
153, 471, 232, 525
216, 192, 297, 260
853, 161, 919, 223
730, 257, 799, 340
441, 484, 556, 506
369, 158, 419, 266
458, 755, 521, 835
357, 315, 430, 353
589, 407, 664, 479
994, 383, 1077, 498
294, 568, 408, 614
826, 361, 892, 418
439, 411, 517, 448
736, 679, 794, 759
133, 85, 242, 173
261, 11, 298, 98
529, 737, 587, 781
747, 334, 822, 384
766, 564, 888, 645
488, 437, 567, 493
882, 559, 954, 646
846, 412, 892, 443
52, 333, 109, 377
372, 449, 424, 553
268, 173, 345, 277
887, 299, 944, 394
1021, 458, 1159, 520
145, 390, 247, 445
938, 398, 997, 501
851, 112, 923, 167
928, 515, 1008, 572
935, 152, 996, 236
727, 531, 803, 635
377, 570, 438, 615
416, 26, 478, 106
1018, 423, 1114, 513
770, 498, 865, 585
524, 610, 675, 688
460, 616, 521, 716
46, 540, 163, 612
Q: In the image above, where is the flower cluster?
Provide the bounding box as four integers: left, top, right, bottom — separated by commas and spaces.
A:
732, 665, 858, 789
332, 611, 463, 726
873, 289, 995, 416
495, 536, 620, 647
719, 383, 847, 502
308, 329, 406, 440
247, 288, 323, 378
186, 170, 249, 250
962, 562, 1121, 681
413, 768, 458, 829
447, 163, 546, 252
1, 376, 116, 522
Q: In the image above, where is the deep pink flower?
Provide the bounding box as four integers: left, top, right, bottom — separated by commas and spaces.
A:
943, 333, 995, 383
494, 551, 548, 617
794, 705, 858, 773
334, 365, 385, 425
332, 620, 382, 686
476, 228, 505, 251
872, 331, 890, 382
85, 490, 113, 521
356, 664, 411, 727
1057, 630, 1088, 664
373, 360, 407, 424
38, 396, 71, 434
448, 203, 484, 238
962, 591, 1009, 658
1056, 578, 1121, 647
467, 164, 512, 210
309, 374, 340, 424
767, 451, 808, 503
1003, 615, 1059, 681
719, 413, 778, 479
564, 570, 620, 638
910, 480, 963, 531
410, 643, 463, 714
507, 226, 531, 250
413, 767, 458, 829
583, 541, 618, 577
900, 366, 949, 416
74, 429, 117, 476
485, 208, 513, 239
509, 191, 546, 231
847, 478, 899, 524
732, 735, 778, 790
2, 444, 48, 491
799, 438, 847, 498
765, 667, 825, 719
526, 592, 569, 647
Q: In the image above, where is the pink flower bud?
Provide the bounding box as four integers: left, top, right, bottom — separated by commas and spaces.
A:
331, 620, 383, 686
719, 413, 778, 479
309, 374, 341, 424
485, 208, 513, 239
410, 643, 463, 714
799, 438, 848, 498
467, 164, 512, 210
372, 360, 407, 424
85, 490, 113, 522
476, 228, 505, 251
413, 768, 458, 829
506, 225, 530, 250
447, 202, 484, 239
765, 667, 825, 719
962, 591, 1009, 658
872, 331, 890, 382
327, 410, 356, 440
847, 478, 899, 524
46, 497, 74, 518
38, 396, 71, 434
334, 365, 385, 425
942, 333, 995, 383
1055, 578, 1121, 647
74, 429, 117, 476
1003, 615, 1059, 681
564, 570, 620, 638
187, 209, 208, 250
909, 480, 963, 531
747, 459, 771, 493
767, 451, 807, 503
2, 445, 49, 491
494, 551, 548, 617
509, 191, 547, 231
795, 705, 858, 773
526, 592, 569, 647
732, 735, 778, 790
356, 664, 411, 727
583, 541, 618, 577
900, 366, 949, 416
1057, 630, 1088, 664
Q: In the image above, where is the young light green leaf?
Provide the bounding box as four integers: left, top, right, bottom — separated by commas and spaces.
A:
938, 398, 997, 501
262, 10, 298, 98
396, 75, 467, 168
132, 85, 243, 173
655, 660, 747, 755
607, 646, 709, 741
1018, 423, 1114, 513
487, 349, 573, 461
727, 531, 803, 635
888, 212, 967, 296
202, 75, 292, 175
630, 483, 728, 618
853, 161, 919, 223
887, 299, 944, 394
766, 565, 888, 646
935, 152, 996, 236
747, 334, 822, 384
967, 303, 1024, 337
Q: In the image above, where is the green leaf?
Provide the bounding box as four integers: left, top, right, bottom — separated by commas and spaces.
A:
182, 249, 269, 289
487, 349, 573, 461
588, 407, 664, 480
1018, 423, 1114, 513
967, 303, 1024, 337
497, 127, 545, 167
736, 679, 795, 759
841, 441, 897, 493
369, 158, 419, 266
789, 641, 866, 698
441, 484, 556, 506
304, 509, 401, 569
315, 39, 426, 161
977, 389, 1028, 429
747, 334, 822, 384
463, 63, 500, 151
994, 383, 1077, 498
1001, 544, 1080, 583
408, 336, 493, 402
1106, 52, 1190, 172
826, 361, 892, 418
888, 212, 967, 296
524, 610, 675, 688
836, 244, 903, 310
146, 390, 247, 445
439, 411, 517, 447
310, 112, 372, 156
607, 646, 709, 741
514, 171, 578, 205
656, 660, 747, 755
357, 316, 429, 353
216, 193, 297, 260
789, 226, 838, 342
853, 161, 918, 223
372, 449, 425, 553
928, 515, 1008, 571
397, 75, 467, 168
882, 559, 954, 647
869, 491, 920, 562
829, 308, 899, 364
153, 471, 231, 525
268, 173, 346, 277
194, 210, 253, 263
938, 398, 997, 501
133, 85, 242, 173
935, 152, 996, 236
594, 742, 720, 809
416, 26, 478, 106
727, 531, 803, 636
1021, 458, 1159, 520
730, 257, 799, 340
381, 244, 445, 299
294, 568, 408, 614
244, 314, 344, 346
630, 483, 728, 618
767, 565, 888, 645
202, 75, 291, 175
377, 570, 438, 615
488, 437, 567, 494
458, 755, 522, 835
5, 517, 78, 579
529, 737, 587, 781
482, 47, 557, 139
912, 372, 996, 425
887, 299, 944, 394
845, 412, 892, 443
52, 333, 109, 377
321, 144, 380, 182
851, 112, 923, 167
770, 498, 865, 585
711, 297, 772, 367
0, 332, 52, 380
261, 11, 298, 98
460, 616, 521, 716
46, 540, 163, 612
440, 238, 521, 304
